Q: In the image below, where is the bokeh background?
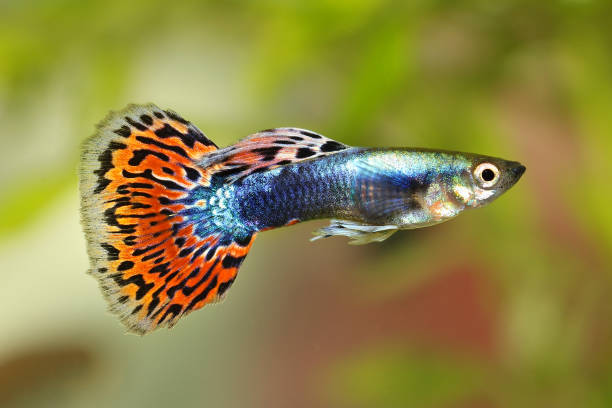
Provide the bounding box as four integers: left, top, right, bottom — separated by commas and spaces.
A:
1, 1, 611, 407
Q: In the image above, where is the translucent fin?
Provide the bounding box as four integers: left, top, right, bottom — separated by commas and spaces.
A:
80, 103, 255, 334
200, 127, 349, 183
311, 219, 398, 245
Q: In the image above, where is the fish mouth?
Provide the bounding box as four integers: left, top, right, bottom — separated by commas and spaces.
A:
486, 160, 525, 193
503, 162, 526, 189
512, 164, 526, 179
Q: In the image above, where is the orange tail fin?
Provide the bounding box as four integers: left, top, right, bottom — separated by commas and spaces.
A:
80, 104, 255, 334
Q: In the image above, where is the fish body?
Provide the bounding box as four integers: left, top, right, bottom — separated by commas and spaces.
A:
210, 147, 524, 242
79, 104, 525, 334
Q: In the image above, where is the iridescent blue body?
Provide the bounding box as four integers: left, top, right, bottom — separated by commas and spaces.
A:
217, 147, 524, 238
234, 148, 359, 230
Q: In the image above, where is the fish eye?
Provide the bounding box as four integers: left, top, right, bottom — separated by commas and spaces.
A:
474, 162, 500, 188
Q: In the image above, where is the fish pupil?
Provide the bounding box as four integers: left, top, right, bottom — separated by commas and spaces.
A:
481, 168, 495, 182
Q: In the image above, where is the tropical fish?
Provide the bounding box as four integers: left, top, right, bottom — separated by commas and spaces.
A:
79, 103, 525, 334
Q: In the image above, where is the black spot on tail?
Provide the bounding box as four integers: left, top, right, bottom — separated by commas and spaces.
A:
131, 191, 152, 198
135, 136, 189, 158
190, 245, 209, 262
234, 234, 253, 247
158, 196, 172, 205
185, 275, 218, 312
182, 259, 219, 297
222, 254, 246, 269
122, 169, 186, 191
182, 165, 201, 181
128, 149, 169, 166
94, 141, 126, 194
149, 262, 171, 277
147, 297, 160, 316
114, 126, 131, 138
178, 247, 194, 258
154, 124, 180, 139
117, 261, 134, 271
142, 249, 164, 262
158, 303, 183, 325
140, 114, 153, 126
154, 122, 215, 149
166, 267, 199, 299
132, 242, 163, 257
110, 273, 154, 301
217, 278, 236, 297
165, 110, 189, 125
125, 116, 147, 131
101, 243, 120, 261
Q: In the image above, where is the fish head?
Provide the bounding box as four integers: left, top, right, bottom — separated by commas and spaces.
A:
452, 156, 526, 208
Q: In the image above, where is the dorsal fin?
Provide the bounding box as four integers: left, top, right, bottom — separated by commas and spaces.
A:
80, 104, 256, 334
200, 127, 349, 183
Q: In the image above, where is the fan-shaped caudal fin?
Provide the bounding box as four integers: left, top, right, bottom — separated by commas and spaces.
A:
79, 104, 256, 334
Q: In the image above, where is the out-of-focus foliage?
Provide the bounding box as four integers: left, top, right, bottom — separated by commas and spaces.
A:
325, 348, 485, 407
1, 1, 611, 407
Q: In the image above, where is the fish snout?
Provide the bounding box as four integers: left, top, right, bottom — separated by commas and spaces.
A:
512, 164, 526, 179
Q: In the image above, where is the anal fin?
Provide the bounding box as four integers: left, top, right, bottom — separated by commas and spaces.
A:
311, 219, 398, 245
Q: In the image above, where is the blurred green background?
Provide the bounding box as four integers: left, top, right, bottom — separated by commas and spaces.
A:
1, 0, 611, 407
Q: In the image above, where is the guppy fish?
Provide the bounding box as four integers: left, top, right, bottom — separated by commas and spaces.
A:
80, 104, 525, 334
